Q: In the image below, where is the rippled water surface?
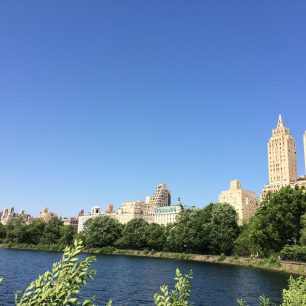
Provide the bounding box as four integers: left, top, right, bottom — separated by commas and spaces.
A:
0, 248, 289, 305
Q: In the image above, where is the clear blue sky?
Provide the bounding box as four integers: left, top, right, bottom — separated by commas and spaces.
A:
0, 1, 306, 217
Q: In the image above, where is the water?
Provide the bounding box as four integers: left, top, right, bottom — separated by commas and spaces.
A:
0, 248, 289, 305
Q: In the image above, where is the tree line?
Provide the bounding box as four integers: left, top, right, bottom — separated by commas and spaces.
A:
1, 186, 306, 259
0, 216, 75, 247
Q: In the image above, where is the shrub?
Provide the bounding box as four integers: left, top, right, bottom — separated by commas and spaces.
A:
281, 276, 306, 306
280, 245, 306, 261
217, 253, 226, 262
153, 268, 193, 306
15, 240, 99, 306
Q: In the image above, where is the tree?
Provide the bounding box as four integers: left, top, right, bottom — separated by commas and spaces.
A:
83, 216, 122, 248
235, 186, 306, 256
0, 223, 6, 242
25, 219, 46, 245
41, 216, 64, 244
146, 223, 167, 251
60, 225, 76, 245
166, 206, 213, 253
208, 203, 240, 255
5, 217, 28, 244
118, 218, 150, 249
300, 212, 306, 246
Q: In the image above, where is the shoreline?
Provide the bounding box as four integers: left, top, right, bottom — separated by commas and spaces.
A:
1, 244, 305, 275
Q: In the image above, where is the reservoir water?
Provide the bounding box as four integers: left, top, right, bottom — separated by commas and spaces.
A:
0, 248, 289, 305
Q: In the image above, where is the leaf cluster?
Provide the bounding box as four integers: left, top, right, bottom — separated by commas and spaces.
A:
153, 268, 193, 306
15, 240, 96, 306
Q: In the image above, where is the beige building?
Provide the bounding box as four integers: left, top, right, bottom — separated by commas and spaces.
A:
268, 115, 297, 186
261, 115, 298, 200
116, 183, 172, 224
147, 184, 171, 207
78, 184, 174, 232
0, 207, 32, 225
38, 207, 57, 222
219, 180, 258, 225
117, 201, 147, 224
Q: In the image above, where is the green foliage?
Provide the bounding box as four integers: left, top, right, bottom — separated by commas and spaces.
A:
118, 218, 150, 249
237, 295, 274, 306
280, 245, 306, 261
235, 187, 306, 256
208, 203, 240, 255
146, 223, 167, 251
258, 295, 274, 306
236, 298, 246, 306
5, 217, 28, 244
153, 268, 193, 306
26, 219, 47, 245
60, 225, 76, 245
300, 213, 306, 246
166, 204, 239, 255
0, 223, 7, 242
261, 256, 281, 269
0, 216, 76, 247
41, 216, 64, 244
281, 276, 306, 306
83, 216, 122, 248
15, 240, 97, 306
217, 253, 226, 261
166, 207, 212, 253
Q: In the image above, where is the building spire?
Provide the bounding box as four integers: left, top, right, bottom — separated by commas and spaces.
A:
277, 114, 284, 127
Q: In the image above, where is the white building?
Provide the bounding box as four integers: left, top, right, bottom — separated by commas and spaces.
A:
77, 205, 117, 233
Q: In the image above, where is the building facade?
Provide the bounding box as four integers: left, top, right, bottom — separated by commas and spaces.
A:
154, 198, 184, 225
77, 184, 177, 232
147, 184, 171, 207
117, 201, 147, 224
38, 207, 57, 222
77, 205, 118, 233
0, 207, 32, 225
261, 115, 298, 200
219, 180, 258, 225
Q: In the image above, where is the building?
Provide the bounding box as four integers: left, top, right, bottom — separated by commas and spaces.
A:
116, 183, 172, 225
78, 205, 103, 232
154, 197, 184, 225
147, 184, 171, 207
0, 206, 32, 225
219, 180, 258, 225
268, 115, 297, 186
77, 184, 178, 232
77, 205, 118, 233
38, 207, 57, 222
261, 115, 298, 200
62, 217, 79, 231
117, 201, 147, 224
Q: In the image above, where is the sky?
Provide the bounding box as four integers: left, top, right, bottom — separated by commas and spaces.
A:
0, 1, 306, 217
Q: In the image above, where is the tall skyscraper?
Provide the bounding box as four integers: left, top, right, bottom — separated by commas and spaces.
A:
267, 115, 297, 186
261, 115, 298, 200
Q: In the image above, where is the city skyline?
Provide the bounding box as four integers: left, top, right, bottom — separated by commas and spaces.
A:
1, 1, 306, 216
1, 114, 305, 217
